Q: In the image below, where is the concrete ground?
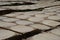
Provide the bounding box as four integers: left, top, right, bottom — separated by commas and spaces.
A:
0, 0, 60, 40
